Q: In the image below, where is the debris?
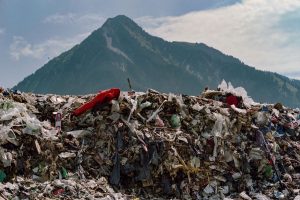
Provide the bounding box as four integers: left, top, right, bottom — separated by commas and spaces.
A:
0, 170, 6, 182
72, 88, 120, 116
170, 114, 180, 128
54, 111, 62, 132
0, 87, 300, 199
240, 191, 252, 200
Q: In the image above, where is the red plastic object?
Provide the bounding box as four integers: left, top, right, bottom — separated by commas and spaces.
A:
73, 88, 120, 116
53, 188, 65, 196
226, 95, 238, 107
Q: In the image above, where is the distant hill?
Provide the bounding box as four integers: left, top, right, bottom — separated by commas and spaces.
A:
14, 15, 300, 108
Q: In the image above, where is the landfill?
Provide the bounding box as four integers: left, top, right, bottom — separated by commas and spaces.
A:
0, 83, 300, 200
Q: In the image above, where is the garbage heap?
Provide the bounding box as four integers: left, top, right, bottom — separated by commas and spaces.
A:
0, 88, 300, 200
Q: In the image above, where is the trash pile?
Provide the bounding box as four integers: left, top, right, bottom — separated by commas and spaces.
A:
0, 86, 300, 199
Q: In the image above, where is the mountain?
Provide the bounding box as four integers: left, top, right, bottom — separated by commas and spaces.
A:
14, 15, 300, 108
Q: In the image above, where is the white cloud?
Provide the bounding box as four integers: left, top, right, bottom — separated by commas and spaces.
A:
9, 33, 88, 61
9, 13, 106, 61
43, 13, 106, 34
43, 13, 76, 24
284, 71, 300, 81
43, 13, 105, 26
138, 0, 300, 76
0, 28, 5, 35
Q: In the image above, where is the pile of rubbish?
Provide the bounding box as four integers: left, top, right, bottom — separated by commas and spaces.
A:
0, 84, 300, 199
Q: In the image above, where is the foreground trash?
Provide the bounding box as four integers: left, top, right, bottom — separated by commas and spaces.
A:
0, 176, 131, 200
0, 85, 300, 199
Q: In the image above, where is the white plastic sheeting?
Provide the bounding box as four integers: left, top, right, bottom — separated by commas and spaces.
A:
218, 80, 258, 107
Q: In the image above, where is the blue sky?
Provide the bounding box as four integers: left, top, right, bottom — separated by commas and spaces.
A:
0, 0, 300, 88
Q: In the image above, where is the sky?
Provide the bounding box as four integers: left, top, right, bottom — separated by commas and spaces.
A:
1, 0, 300, 88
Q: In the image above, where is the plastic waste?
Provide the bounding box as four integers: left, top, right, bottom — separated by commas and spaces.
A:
256, 111, 269, 127
294, 195, 300, 200
0, 108, 19, 121
0, 101, 14, 110
239, 191, 252, 200
218, 80, 255, 107
61, 167, 68, 179
139, 101, 152, 110
66, 130, 90, 138
231, 104, 247, 114
192, 103, 203, 111
54, 111, 62, 132
274, 190, 285, 199
111, 100, 120, 113
127, 98, 137, 121
204, 184, 214, 194
50, 96, 66, 105
146, 100, 166, 122
211, 113, 224, 137
0, 86, 300, 199
52, 188, 65, 196
254, 194, 271, 200
155, 115, 164, 127
0, 127, 18, 145
23, 117, 42, 135
0, 170, 6, 182
264, 165, 273, 179
190, 157, 200, 168
73, 88, 120, 116
0, 150, 12, 167
59, 152, 76, 158
170, 114, 181, 128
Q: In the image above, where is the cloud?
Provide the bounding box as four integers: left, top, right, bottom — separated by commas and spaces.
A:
0, 28, 5, 35
43, 13, 106, 34
43, 13, 105, 26
283, 71, 300, 81
43, 13, 76, 24
9, 13, 105, 61
10, 36, 44, 60
138, 0, 300, 76
9, 33, 88, 61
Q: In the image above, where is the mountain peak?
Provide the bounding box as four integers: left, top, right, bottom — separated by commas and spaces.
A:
103, 15, 138, 29
99, 15, 145, 41
109, 15, 132, 22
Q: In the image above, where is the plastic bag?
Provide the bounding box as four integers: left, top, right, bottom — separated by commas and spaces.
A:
23, 117, 42, 135
0, 126, 18, 145
211, 113, 224, 137
170, 114, 181, 128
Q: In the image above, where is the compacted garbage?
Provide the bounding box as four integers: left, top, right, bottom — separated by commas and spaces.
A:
0, 85, 300, 200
